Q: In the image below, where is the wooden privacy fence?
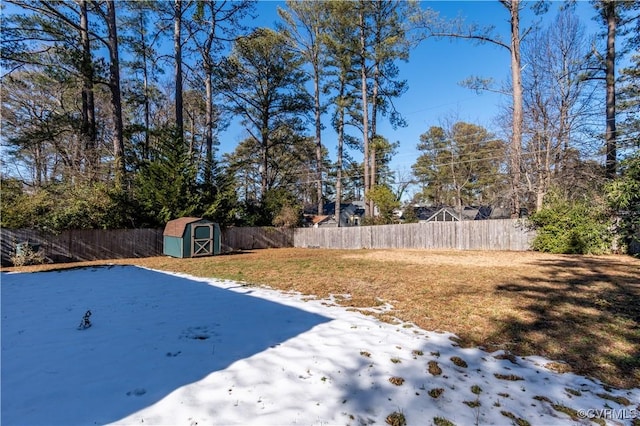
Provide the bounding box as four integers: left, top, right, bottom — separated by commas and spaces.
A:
1, 227, 294, 266
1, 220, 532, 266
220, 227, 293, 252
1, 228, 164, 266
293, 219, 535, 251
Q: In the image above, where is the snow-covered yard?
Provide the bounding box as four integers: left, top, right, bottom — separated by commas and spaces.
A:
2, 265, 638, 425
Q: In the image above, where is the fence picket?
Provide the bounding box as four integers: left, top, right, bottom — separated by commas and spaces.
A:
293, 219, 534, 251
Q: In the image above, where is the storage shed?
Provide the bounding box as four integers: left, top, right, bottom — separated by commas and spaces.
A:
163, 217, 221, 258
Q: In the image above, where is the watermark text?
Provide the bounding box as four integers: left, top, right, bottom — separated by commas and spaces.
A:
577, 408, 638, 421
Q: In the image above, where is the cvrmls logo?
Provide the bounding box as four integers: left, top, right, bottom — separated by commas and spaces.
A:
578, 408, 639, 420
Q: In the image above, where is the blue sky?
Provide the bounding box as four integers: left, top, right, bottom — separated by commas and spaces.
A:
0, 0, 603, 188
219, 1, 602, 184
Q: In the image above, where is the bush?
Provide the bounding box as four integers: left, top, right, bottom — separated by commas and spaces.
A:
0, 180, 135, 232
529, 191, 613, 254
605, 153, 640, 255
365, 185, 401, 225
273, 204, 301, 228
10, 243, 45, 267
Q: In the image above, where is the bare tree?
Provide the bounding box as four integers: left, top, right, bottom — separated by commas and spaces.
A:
521, 8, 596, 211
416, 1, 548, 217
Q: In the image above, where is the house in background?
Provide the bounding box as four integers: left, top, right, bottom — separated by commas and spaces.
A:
304, 203, 512, 227
308, 215, 337, 228
425, 206, 460, 222
303, 201, 366, 228
413, 205, 511, 223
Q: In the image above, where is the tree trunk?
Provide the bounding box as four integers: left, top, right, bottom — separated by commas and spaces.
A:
205, 70, 214, 184
508, 0, 523, 218
335, 75, 347, 227
314, 59, 323, 216
358, 1, 371, 218
370, 60, 379, 216
261, 146, 268, 201
79, 0, 96, 177
450, 151, 462, 218
202, 1, 216, 186
174, 0, 184, 141
106, 0, 125, 187
35, 142, 43, 187
140, 11, 151, 160
558, 54, 570, 174
604, 0, 617, 178
261, 117, 269, 200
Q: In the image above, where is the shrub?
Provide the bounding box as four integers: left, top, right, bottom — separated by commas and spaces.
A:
0, 180, 135, 232
365, 185, 401, 225
529, 190, 613, 254
605, 153, 640, 255
10, 243, 45, 267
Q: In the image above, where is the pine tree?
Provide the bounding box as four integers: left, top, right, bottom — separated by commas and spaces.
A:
134, 128, 201, 225
216, 28, 312, 203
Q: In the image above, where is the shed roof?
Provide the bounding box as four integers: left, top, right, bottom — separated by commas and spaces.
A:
163, 217, 205, 238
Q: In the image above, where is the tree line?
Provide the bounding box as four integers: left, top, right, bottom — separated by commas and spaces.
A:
1, 1, 638, 252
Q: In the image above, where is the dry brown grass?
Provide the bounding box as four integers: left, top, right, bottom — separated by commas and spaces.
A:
428, 361, 442, 376
4, 248, 639, 389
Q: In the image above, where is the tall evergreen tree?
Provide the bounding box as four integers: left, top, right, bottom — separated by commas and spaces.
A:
173, 0, 188, 141
590, 0, 638, 178
323, 0, 360, 225
367, 0, 409, 200
618, 39, 640, 150
216, 28, 312, 203
93, 0, 126, 187
278, 0, 328, 216
412, 122, 507, 212
134, 128, 201, 225
120, 0, 163, 162
79, 0, 97, 176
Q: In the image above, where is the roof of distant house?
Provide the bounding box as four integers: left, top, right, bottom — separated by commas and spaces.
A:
312, 215, 331, 225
